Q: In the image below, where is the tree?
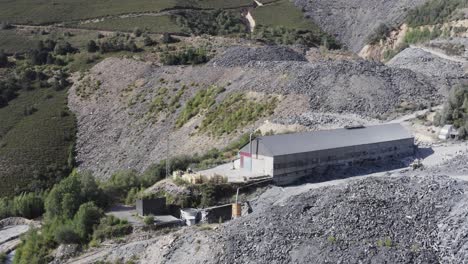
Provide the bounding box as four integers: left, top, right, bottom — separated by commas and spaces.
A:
73, 202, 103, 241
54, 42, 75, 55
87, 40, 98, 53
45, 172, 101, 220
133, 27, 143, 37
0, 50, 7, 67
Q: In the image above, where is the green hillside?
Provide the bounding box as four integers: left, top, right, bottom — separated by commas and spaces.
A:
0, 0, 255, 24
0, 84, 75, 197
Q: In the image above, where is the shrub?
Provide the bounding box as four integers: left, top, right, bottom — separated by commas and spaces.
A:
72, 202, 103, 241
144, 215, 154, 226
175, 10, 247, 36
133, 27, 143, 37
403, 27, 442, 44
143, 36, 155, 46
12, 192, 44, 219
0, 192, 44, 219
160, 47, 209, 65
87, 40, 98, 53
14, 228, 52, 264
54, 224, 81, 244
0, 50, 8, 67
100, 170, 140, 202
54, 42, 76, 55
367, 23, 391, 44
92, 215, 132, 242
406, 0, 467, 27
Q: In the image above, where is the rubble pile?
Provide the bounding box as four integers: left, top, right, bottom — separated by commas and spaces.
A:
217, 175, 467, 263
388, 47, 467, 94
209, 46, 307, 67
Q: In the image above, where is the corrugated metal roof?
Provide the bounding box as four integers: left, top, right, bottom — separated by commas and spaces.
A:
240, 123, 413, 157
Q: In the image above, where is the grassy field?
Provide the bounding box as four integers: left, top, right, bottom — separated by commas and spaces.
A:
0, 0, 255, 25
0, 86, 75, 197
76, 15, 184, 33
252, 0, 321, 31
0, 27, 100, 54
0, 30, 40, 54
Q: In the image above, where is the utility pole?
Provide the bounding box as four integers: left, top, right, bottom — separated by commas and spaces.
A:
249, 131, 253, 172
166, 130, 170, 179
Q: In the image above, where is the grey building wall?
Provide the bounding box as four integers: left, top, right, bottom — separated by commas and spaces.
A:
136, 197, 166, 216
272, 139, 414, 185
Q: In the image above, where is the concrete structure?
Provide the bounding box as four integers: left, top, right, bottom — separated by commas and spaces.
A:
136, 197, 166, 216
153, 215, 183, 227
180, 208, 200, 226
201, 204, 233, 223
439, 125, 458, 140
239, 124, 415, 185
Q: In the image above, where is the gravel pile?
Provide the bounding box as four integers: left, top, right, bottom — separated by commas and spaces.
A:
388, 47, 467, 94
216, 175, 468, 263
273, 111, 379, 130
209, 46, 307, 67
293, 0, 429, 52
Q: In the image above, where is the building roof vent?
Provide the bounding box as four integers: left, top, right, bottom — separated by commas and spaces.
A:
344, 125, 365, 129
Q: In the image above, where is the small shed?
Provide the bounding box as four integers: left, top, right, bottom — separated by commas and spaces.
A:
136, 197, 166, 216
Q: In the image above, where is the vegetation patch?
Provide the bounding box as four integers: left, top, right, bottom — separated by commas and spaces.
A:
175, 86, 225, 128
434, 84, 468, 139
200, 93, 278, 136
251, 0, 338, 48
174, 10, 248, 36
77, 15, 184, 34
403, 26, 443, 45
406, 0, 467, 27
0, 82, 76, 197
160, 47, 209, 65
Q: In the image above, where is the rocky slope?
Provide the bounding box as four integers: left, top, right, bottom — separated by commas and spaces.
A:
293, 0, 429, 52
69, 46, 440, 179
388, 46, 468, 95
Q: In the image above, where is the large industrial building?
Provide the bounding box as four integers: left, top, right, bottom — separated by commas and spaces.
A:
239, 123, 415, 185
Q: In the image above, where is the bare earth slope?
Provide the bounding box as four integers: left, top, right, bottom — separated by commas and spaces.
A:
69, 47, 438, 179
293, 0, 429, 52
